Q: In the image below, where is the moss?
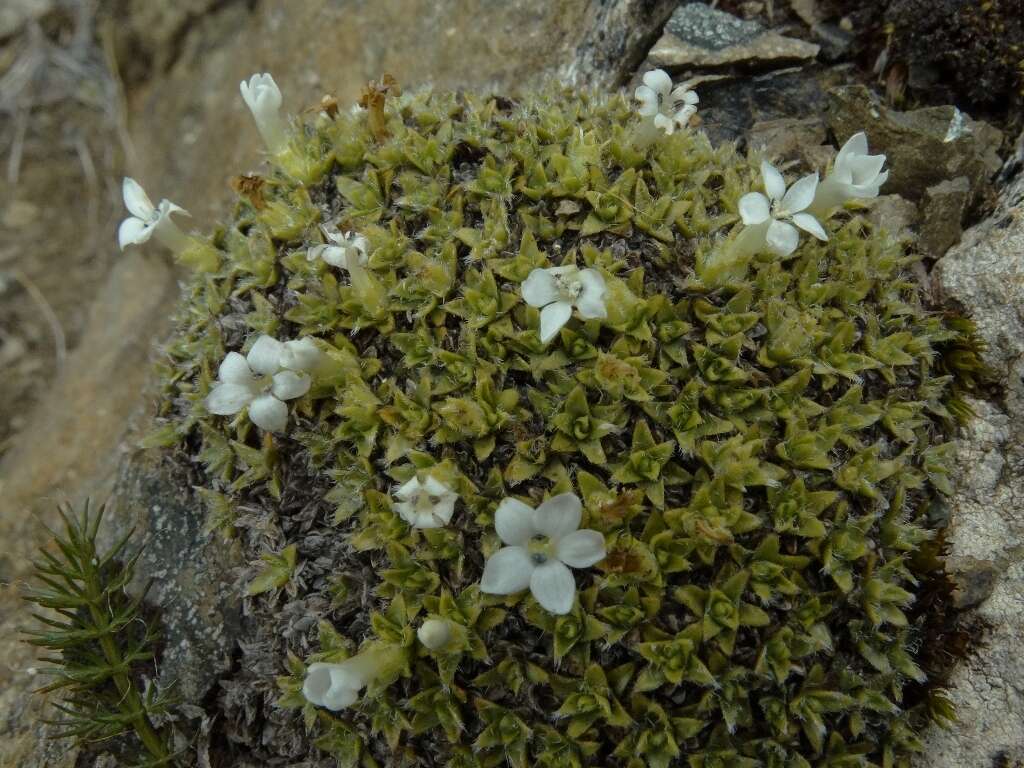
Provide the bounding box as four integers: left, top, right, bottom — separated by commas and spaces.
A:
151, 82, 973, 766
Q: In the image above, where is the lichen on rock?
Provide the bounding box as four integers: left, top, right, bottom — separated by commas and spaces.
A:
145, 78, 979, 766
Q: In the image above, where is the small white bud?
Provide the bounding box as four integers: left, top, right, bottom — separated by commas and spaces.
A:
417, 618, 453, 651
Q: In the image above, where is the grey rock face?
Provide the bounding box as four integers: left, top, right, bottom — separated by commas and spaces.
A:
919, 176, 971, 259
649, 1, 819, 70
106, 452, 244, 704
922, 155, 1024, 767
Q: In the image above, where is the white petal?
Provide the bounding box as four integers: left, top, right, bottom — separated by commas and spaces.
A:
280, 338, 322, 372
322, 684, 359, 711
766, 220, 800, 257
393, 500, 418, 526
634, 85, 659, 117
428, 496, 457, 527
530, 561, 576, 615
421, 475, 453, 499
271, 370, 311, 400
418, 619, 453, 650
321, 246, 349, 269
495, 498, 536, 546
247, 335, 284, 375
480, 546, 534, 595
160, 198, 189, 218
394, 477, 420, 501
739, 192, 770, 225
307, 244, 328, 262
521, 268, 560, 308
642, 69, 673, 97
672, 105, 696, 129
653, 113, 675, 135
206, 383, 254, 415
792, 212, 828, 242
672, 86, 699, 106
539, 301, 572, 344
855, 170, 888, 198
533, 493, 582, 539
761, 161, 786, 202
117, 217, 153, 249
218, 351, 255, 385
248, 394, 288, 432
122, 177, 155, 220
556, 529, 606, 568
782, 172, 819, 214
303, 663, 334, 707
575, 269, 607, 320
849, 154, 886, 186
837, 131, 868, 167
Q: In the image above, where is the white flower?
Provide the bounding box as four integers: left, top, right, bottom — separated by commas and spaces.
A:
521, 266, 607, 344
738, 161, 828, 257
278, 337, 322, 372
809, 132, 889, 216
480, 493, 605, 615
205, 335, 321, 432
303, 648, 394, 711
417, 619, 453, 651
393, 475, 458, 529
634, 69, 699, 136
240, 73, 288, 154
118, 177, 190, 252
307, 228, 369, 271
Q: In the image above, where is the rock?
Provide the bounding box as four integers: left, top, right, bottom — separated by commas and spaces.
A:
0, 0, 52, 40
563, 0, 678, 87
919, 176, 971, 258
921, 155, 1024, 767
692, 64, 846, 145
648, 2, 820, 71
105, 451, 244, 703
866, 194, 919, 243
827, 84, 1003, 203
746, 116, 828, 169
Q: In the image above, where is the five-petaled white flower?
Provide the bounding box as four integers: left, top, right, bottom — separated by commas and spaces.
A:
393, 475, 459, 529
480, 493, 605, 615
634, 69, 699, 136
118, 177, 191, 252
522, 265, 607, 345
240, 73, 288, 154
307, 228, 369, 271
303, 648, 391, 711
739, 161, 828, 257
809, 131, 889, 216
205, 335, 321, 433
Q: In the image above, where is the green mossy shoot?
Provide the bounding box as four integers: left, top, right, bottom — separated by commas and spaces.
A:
149, 80, 976, 766
23, 501, 176, 766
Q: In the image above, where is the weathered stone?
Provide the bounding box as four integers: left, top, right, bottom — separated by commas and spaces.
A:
827, 84, 1003, 202
746, 116, 828, 168
919, 176, 971, 258
562, 0, 678, 87
920, 157, 1024, 767
105, 451, 244, 703
866, 194, 919, 243
690, 64, 846, 145
0, 0, 52, 40
649, 2, 820, 71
